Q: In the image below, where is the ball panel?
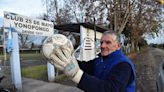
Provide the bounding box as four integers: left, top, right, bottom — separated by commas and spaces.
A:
42, 34, 74, 59
42, 43, 54, 58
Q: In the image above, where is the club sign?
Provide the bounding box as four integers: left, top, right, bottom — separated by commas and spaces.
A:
4, 11, 54, 36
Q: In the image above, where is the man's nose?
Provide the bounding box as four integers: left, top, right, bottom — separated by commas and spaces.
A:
101, 42, 106, 48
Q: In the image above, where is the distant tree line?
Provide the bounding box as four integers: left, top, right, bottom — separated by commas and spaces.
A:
149, 43, 164, 49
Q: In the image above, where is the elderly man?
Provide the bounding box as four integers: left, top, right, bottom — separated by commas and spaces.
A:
43, 30, 136, 92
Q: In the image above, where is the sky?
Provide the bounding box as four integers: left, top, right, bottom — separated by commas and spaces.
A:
145, 28, 164, 44
0, 0, 46, 45
0, 0, 46, 26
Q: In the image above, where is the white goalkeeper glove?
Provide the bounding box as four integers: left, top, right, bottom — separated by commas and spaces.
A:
50, 47, 83, 83
42, 34, 83, 83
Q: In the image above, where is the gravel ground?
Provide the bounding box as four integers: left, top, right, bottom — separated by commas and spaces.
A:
132, 47, 164, 92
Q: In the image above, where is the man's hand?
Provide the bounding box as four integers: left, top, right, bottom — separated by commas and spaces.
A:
50, 47, 83, 83
50, 47, 78, 77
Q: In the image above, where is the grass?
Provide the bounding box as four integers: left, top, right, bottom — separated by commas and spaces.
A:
20, 53, 44, 60
0, 52, 72, 86
0, 52, 47, 80
0, 52, 47, 81
21, 65, 71, 82
55, 74, 71, 81
0, 52, 44, 61
21, 65, 48, 80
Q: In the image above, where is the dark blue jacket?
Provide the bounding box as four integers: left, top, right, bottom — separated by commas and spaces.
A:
78, 49, 136, 92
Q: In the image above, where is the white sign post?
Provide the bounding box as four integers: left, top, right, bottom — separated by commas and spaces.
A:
10, 32, 22, 90
47, 62, 55, 82
3, 11, 55, 90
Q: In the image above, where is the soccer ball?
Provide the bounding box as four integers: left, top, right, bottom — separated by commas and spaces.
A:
42, 34, 74, 59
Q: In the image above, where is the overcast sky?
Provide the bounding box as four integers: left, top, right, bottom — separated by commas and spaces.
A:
0, 0, 47, 45
0, 0, 46, 26
145, 29, 164, 44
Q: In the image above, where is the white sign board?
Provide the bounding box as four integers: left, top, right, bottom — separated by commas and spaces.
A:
4, 11, 54, 36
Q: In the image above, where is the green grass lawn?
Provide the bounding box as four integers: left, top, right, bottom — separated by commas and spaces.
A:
20, 53, 44, 60
21, 65, 48, 80
20, 53, 48, 80
0, 52, 48, 80
0, 52, 44, 61
21, 65, 71, 82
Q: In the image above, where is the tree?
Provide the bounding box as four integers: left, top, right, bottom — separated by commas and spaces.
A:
41, 0, 164, 52
18, 34, 37, 49
42, 0, 73, 25
102, 0, 163, 51
128, 0, 163, 51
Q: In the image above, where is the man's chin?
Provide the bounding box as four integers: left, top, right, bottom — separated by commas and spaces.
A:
101, 51, 113, 56
101, 53, 108, 57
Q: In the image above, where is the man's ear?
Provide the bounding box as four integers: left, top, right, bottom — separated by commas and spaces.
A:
116, 42, 121, 49
118, 42, 121, 47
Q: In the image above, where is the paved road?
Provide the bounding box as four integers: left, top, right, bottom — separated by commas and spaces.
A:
133, 47, 164, 92
22, 78, 83, 92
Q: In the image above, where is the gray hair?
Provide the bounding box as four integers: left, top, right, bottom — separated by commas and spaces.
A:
102, 30, 120, 43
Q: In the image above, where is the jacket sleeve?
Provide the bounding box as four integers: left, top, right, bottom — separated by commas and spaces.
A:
78, 59, 95, 76
77, 62, 133, 92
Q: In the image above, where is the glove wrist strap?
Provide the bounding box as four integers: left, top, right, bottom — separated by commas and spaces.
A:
72, 69, 83, 84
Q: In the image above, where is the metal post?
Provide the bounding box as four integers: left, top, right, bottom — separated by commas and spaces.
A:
3, 27, 7, 66
46, 0, 55, 81
93, 17, 96, 58
47, 62, 55, 82
10, 32, 22, 90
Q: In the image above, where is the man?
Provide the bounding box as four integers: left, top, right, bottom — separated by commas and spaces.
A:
47, 30, 136, 92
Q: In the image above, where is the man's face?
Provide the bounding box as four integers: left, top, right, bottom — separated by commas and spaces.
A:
100, 34, 120, 56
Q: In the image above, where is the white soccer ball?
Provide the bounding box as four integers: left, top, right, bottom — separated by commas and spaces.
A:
42, 34, 74, 59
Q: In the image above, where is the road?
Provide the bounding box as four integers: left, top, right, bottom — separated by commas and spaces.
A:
132, 47, 164, 92
22, 78, 83, 92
